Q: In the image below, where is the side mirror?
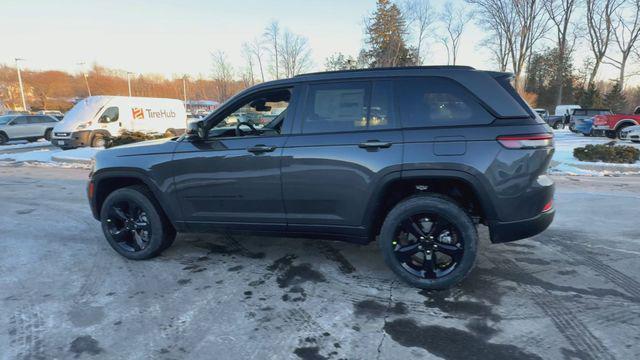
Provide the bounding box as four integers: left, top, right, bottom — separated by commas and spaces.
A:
186, 120, 207, 140
99, 115, 111, 124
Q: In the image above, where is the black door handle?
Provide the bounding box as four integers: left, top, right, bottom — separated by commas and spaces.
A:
247, 145, 276, 154
358, 141, 392, 149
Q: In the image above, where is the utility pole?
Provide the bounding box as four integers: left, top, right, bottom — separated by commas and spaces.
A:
77, 62, 91, 97
14, 58, 27, 111
182, 75, 188, 104
127, 72, 134, 97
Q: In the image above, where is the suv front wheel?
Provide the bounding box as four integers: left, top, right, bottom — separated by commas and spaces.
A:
378, 194, 478, 290
100, 185, 176, 260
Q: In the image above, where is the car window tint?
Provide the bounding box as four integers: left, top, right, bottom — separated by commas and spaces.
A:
102, 107, 119, 123
369, 80, 394, 129
395, 77, 493, 127
302, 82, 369, 134
13, 117, 29, 125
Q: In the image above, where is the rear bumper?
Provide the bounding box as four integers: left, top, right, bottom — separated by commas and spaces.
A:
51, 130, 92, 148
489, 209, 555, 243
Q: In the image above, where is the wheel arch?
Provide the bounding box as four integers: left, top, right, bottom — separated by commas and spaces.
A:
363, 169, 496, 240
92, 169, 179, 231
615, 119, 639, 130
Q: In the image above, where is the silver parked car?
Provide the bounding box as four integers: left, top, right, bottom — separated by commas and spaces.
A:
0, 114, 58, 145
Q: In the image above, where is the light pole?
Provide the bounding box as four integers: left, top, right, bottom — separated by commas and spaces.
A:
182, 75, 188, 104
15, 58, 27, 111
126, 72, 134, 97
77, 62, 91, 97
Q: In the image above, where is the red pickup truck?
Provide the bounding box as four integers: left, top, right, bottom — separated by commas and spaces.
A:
593, 106, 640, 138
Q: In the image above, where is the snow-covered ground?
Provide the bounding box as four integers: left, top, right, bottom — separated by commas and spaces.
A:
0, 146, 100, 168
0, 138, 52, 149
549, 129, 640, 176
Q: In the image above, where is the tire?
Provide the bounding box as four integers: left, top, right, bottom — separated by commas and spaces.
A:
100, 185, 176, 260
44, 129, 52, 141
606, 130, 617, 139
616, 125, 631, 140
553, 122, 561, 130
91, 133, 106, 147
0, 133, 7, 145
378, 194, 478, 290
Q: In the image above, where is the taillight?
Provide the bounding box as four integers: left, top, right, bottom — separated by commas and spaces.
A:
497, 134, 553, 149
542, 200, 553, 213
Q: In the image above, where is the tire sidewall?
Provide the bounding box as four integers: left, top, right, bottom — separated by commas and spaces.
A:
100, 187, 166, 260
378, 195, 478, 290
0, 133, 8, 144
92, 133, 105, 148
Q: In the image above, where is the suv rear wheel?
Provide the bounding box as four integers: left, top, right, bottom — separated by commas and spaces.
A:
0, 133, 8, 145
378, 194, 478, 289
100, 185, 176, 260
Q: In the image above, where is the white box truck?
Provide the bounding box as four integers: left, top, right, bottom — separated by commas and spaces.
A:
51, 96, 187, 149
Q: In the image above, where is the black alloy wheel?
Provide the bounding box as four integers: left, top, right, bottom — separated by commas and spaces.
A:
105, 199, 152, 253
378, 195, 477, 289
392, 213, 463, 280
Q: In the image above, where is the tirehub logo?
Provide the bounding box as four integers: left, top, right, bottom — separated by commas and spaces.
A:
132, 108, 144, 119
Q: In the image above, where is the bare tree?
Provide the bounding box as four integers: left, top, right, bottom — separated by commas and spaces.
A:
586, 0, 624, 85
403, 0, 437, 64
264, 21, 281, 80
279, 30, 312, 77
246, 37, 266, 82
605, 0, 640, 90
543, 0, 578, 105
467, 0, 549, 89
241, 43, 255, 86
211, 50, 234, 102
439, 2, 470, 65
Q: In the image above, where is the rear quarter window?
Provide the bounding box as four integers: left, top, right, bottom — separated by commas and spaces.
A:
394, 77, 494, 128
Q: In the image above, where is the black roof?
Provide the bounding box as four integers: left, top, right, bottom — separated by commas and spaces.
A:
295, 65, 475, 78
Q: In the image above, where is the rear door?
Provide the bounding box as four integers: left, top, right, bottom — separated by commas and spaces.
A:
9, 116, 32, 138
281, 79, 402, 236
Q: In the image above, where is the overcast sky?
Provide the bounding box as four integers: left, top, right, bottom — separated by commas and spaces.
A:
1, 0, 632, 84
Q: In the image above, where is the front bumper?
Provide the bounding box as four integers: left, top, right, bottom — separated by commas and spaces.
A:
489, 209, 555, 243
51, 130, 92, 148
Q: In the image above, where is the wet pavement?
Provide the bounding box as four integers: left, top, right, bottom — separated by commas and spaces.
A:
1, 166, 639, 359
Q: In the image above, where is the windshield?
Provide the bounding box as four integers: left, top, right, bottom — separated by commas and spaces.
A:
0, 115, 17, 125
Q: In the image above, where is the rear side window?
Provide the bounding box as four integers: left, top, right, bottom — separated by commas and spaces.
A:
395, 77, 493, 128
302, 82, 369, 134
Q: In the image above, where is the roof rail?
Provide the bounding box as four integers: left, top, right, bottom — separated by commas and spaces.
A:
295, 65, 476, 77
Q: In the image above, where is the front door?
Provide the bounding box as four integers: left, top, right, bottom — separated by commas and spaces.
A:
97, 106, 122, 136
172, 87, 296, 232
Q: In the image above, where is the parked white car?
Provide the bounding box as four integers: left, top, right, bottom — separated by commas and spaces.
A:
51, 96, 187, 149
619, 125, 640, 143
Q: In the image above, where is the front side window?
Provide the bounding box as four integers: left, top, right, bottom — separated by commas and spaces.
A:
210, 88, 291, 137
100, 107, 119, 123
302, 82, 369, 134
12, 117, 29, 125
395, 77, 493, 128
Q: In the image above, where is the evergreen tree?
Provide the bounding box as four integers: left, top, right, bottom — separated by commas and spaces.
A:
364, 0, 418, 68
577, 82, 603, 108
605, 82, 628, 113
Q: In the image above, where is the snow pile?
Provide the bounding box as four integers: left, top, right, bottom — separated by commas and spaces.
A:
0, 139, 52, 149
549, 129, 640, 176
0, 147, 101, 168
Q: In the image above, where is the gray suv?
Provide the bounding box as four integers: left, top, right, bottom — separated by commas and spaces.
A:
87, 66, 555, 289
0, 114, 58, 144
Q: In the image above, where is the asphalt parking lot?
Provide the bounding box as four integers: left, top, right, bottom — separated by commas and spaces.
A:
1, 166, 639, 360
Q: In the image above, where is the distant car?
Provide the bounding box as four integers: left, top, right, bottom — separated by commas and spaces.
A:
569, 109, 612, 133
0, 114, 57, 144
574, 117, 594, 136
535, 108, 565, 129
619, 125, 640, 143
37, 110, 64, 120
593, 106, 640, 139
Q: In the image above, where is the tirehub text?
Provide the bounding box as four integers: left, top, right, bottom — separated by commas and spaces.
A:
145, 109, 176, 118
